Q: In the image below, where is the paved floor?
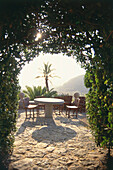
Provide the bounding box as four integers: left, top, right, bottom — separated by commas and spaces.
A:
8, 109, 107, 170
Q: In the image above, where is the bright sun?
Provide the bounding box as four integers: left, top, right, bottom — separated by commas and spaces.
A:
35, 33, 42, 41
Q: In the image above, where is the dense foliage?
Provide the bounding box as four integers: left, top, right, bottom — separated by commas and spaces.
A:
0, 0, 113, 162
0, 53, 20, 158
23, 86, 57, 100
23, 86, 47, 100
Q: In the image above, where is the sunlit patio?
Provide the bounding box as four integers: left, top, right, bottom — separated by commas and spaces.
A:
8, 109, 107, 169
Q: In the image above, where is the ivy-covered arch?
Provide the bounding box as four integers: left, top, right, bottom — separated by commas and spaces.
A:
0, 0, 113, 162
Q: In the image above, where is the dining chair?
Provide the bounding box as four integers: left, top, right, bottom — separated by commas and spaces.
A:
79, 96, 86, 113
66, 98, 80, 118
52, 96, 64, 114
35, 96, 45, 113
53, 103, 64, 115
23, 100, 39, 118
63, 95, 72, 109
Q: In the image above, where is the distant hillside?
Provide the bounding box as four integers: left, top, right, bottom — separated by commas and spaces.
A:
55, 75, 89, 95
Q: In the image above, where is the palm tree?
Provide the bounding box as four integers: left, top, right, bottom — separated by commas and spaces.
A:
23, 86, 58, 100
23, 86, 47, 100
36, 62, 59, 92
44, 88, 58, 97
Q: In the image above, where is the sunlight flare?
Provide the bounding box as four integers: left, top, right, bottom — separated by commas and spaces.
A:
35, 33, 42, 41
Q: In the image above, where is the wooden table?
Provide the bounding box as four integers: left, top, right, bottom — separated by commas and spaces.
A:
34, 98, 64, 118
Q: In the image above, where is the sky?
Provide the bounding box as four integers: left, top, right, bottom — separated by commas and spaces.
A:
18, 53, 86, 90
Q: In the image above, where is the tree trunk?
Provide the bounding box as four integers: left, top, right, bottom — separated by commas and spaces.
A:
108, 145, 111, 158
45, 76, 49, 92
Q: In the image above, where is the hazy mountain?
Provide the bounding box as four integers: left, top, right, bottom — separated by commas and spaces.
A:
55, 75, 89, 95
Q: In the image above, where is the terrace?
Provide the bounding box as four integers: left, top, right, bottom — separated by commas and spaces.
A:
8, 109, 107, 169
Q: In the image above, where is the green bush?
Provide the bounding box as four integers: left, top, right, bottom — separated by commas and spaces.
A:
23, 86, 47, 100
85, 59, 113, 156
23, 86, 58, 99
0, 54, 20, 160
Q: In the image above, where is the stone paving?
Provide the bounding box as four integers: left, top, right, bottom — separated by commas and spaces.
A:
8, 109, 108, 170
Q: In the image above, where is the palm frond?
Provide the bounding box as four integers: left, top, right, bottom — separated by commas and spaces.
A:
23, 86, 34, 100
42, 87, 47, 95
35, 75, 44, 78
45, 88, 58, 97
23, 86, 48, 100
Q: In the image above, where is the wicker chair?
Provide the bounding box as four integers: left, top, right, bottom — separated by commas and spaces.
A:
53, 96, 64, 114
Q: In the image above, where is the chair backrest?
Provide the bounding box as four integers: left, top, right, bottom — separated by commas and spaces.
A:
54, 95, 72, 105
62, 95, 72, 104
19, 97, 29, 109
73, 98, 80, 107
79, 96, 86, 106
22, 97, 29, 108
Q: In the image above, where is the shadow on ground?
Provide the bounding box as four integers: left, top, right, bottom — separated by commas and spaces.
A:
55, 115, 89, 127
32, 125, 77, 143
16, 116, 77, 143
99, 154, 113, 170
16, 116, 56, 135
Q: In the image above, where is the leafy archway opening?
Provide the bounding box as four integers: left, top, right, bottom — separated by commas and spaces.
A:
0, 0, 113, 163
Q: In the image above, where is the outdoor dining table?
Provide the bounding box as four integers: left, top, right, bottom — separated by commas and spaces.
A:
34, 97, 64, 118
